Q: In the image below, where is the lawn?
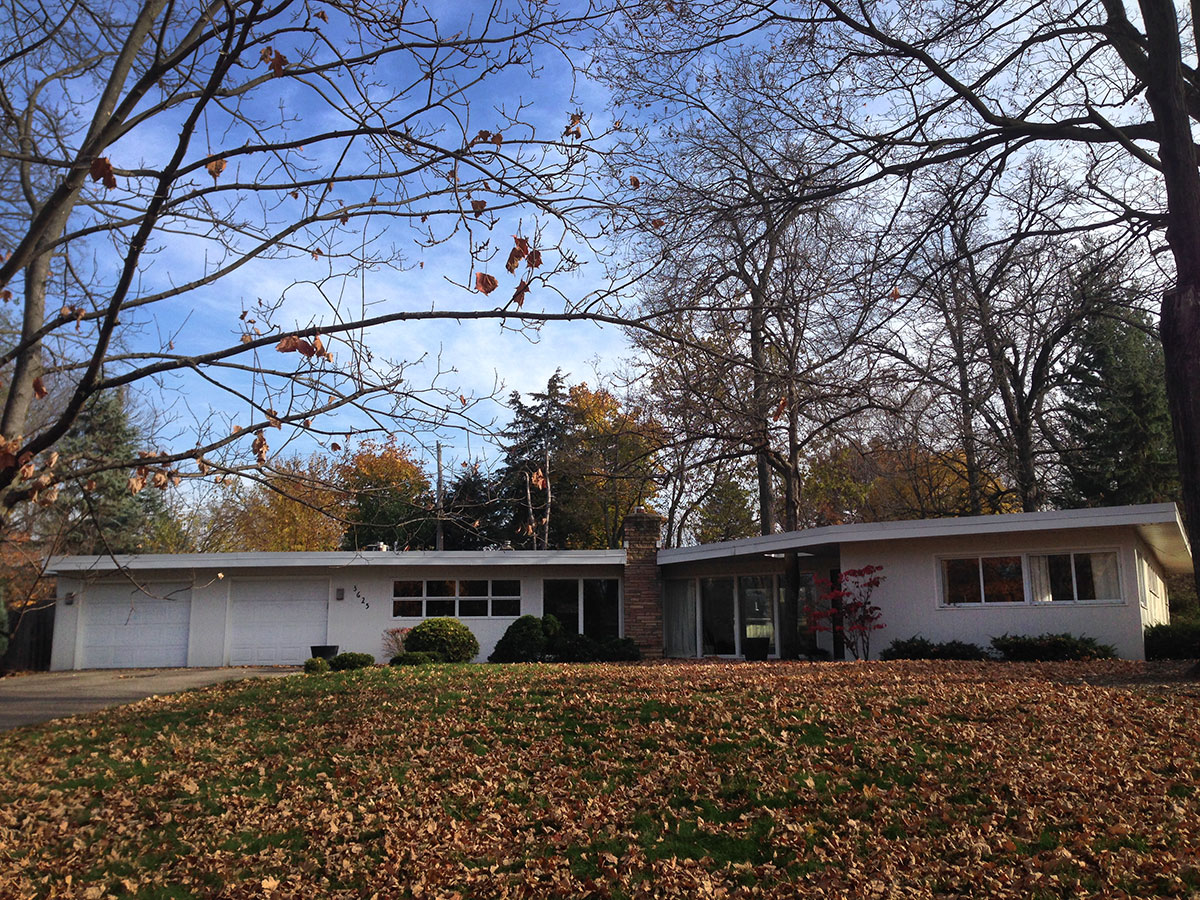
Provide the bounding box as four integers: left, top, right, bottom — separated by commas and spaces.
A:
1, 661, 1198, 899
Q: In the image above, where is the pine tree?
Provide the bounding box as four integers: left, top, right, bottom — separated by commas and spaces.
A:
57, 389, 175, 554
1058, 308, 1179, 507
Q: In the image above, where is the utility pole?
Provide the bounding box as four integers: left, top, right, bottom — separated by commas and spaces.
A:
435, 441, 444, 551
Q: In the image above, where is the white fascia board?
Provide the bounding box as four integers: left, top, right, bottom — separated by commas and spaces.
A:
658, 503, 1190, 567
46, 549, 627, 576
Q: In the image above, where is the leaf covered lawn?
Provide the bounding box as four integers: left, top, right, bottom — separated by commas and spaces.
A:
1, 661, 1199, 899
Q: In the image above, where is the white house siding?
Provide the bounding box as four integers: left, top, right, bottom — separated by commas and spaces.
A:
839, 526, 1150, 660
327, 565, 624, 663
51, 560, 624, 669
1134, 544, 1171, 628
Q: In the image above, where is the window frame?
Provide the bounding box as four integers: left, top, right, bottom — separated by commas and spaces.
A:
391, 578, 524, 619
937, 548, 1124, 608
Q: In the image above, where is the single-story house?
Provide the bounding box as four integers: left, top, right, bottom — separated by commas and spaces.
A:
47, 503, 1190, 668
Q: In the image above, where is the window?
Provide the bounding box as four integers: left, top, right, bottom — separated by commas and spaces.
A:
542, 578, 621, 638
391, 579, 523, 618
1029, 552, 1120, 603
941, 550, 1123, 607
941, 556, 1024, 604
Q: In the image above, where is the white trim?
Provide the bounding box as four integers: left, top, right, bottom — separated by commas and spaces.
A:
658, 503, 1189, 570
47, 549, 626, 574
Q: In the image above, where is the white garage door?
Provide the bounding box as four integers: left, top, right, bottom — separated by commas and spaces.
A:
230, 579, 329, 665
80, 584, 191, 669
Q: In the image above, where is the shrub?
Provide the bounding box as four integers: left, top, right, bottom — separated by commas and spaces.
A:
329, 651, 376, 671
1144, 622, 1200, 659
808, 565, 887, 660
881, 636, 991, 661
990, 632, 1116, 662
381, 627, 411, 658
598, 637, 642, 662
304, 656, 331, 674
541, 613, 564, 646
555, 632, 601, 662
390, 651, 442, 666
405, 617, 480, 663
489, 615, 548, 662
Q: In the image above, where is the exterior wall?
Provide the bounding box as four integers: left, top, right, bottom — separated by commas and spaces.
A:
1134, 540, 1171, 628
839, 526, 1150, 660
329, 565, 622, 662
49, 577, 83, 671
51, 563, 623, 669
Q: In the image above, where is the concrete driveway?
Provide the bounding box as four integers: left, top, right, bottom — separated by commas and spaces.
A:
0, 667, 297, 732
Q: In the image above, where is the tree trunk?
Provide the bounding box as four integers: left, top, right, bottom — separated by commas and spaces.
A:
1160, 285, 1200, 601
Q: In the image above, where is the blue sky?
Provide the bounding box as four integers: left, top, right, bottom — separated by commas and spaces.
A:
100, 1, 637, 476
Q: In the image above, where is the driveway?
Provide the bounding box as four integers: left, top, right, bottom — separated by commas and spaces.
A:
0, 667, 297, 732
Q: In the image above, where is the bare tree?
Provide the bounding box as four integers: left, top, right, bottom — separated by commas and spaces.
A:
0, 0, 620, 532
595, 0, 1200, 589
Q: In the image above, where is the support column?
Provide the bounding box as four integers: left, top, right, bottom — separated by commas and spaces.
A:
621, 507, 664, 658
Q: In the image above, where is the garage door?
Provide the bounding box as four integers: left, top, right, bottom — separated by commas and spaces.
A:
80, 584, 191, 668
230, 580, 329, 665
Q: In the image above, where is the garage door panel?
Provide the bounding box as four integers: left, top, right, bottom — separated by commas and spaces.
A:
81, 584, 191, 669
230, 581, 328, 666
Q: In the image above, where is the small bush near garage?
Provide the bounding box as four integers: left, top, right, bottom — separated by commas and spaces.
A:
990, 632, 1116, 661
489, 615, 548, 662
390, 651, 442, 666
1144, 622, 1200, 659
304, 656, 331, 674
881, 636, 991, 661
329, 651, 376, 671
405, 617, 480, 663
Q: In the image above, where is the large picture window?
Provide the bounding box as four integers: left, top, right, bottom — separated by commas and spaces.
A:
941, 550, 1122, 606
392, 579, 522, 618
542, 578, 620, 639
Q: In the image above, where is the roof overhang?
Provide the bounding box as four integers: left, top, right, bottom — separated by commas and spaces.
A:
658, 503, 1193, 574
46, 549, 626, 577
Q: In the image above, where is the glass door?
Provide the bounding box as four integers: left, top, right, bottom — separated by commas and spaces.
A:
738, 575, 775, 657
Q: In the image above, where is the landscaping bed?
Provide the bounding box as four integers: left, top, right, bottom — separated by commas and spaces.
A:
1, 660, 1198, 898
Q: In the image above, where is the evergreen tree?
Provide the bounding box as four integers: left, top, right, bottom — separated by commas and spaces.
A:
497, 372, 661, 549
692, 474, 759, 544
1058, 308, 1179, 507
441, 463, 507, 550
497, 371, 573, 548
57, 389, 175, 554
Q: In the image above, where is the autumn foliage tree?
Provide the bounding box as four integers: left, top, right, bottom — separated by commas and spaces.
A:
217, 453, 347, 552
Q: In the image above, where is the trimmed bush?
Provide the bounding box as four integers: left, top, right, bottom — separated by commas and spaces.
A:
405, 617, 480, 663
598, 637, 642, 662
990, 632, 1116, 662
329, 651, 376, 671
555, 632, 601, 662
489, 615, 548, 663
304, 656, 331, 674
1144, 622, 1200, 659
881, 636, 991, 661
390, 651, 442, 666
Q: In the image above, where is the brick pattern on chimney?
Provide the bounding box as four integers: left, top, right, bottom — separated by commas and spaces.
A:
622, 510, 664, 658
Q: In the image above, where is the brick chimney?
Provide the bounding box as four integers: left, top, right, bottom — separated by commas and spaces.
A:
621, 506, 664, 658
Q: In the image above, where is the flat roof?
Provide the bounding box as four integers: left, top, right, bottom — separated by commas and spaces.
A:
657, 503, 1193, 573
47, 549, 626, 576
